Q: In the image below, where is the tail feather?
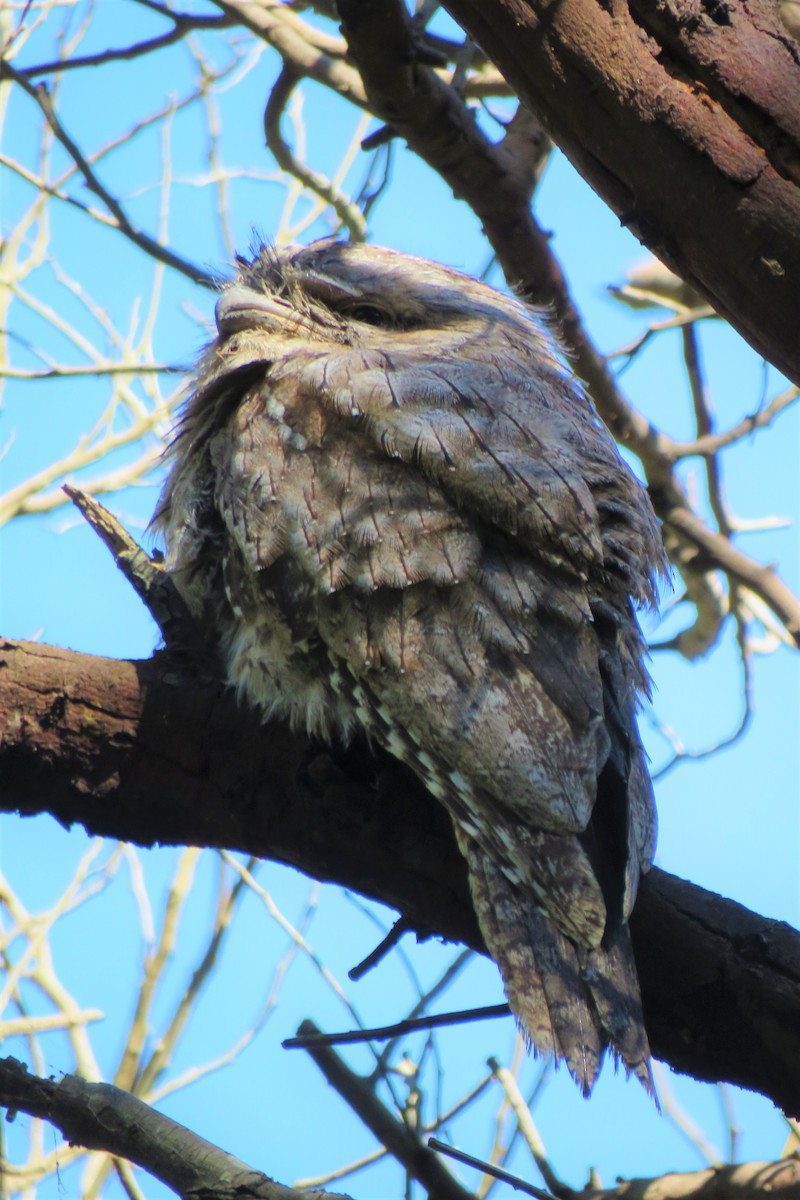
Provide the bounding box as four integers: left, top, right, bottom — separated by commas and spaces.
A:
579, 925, 656, 1095
464, 836, 654, 1098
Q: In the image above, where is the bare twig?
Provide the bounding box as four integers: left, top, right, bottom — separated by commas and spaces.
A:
652, 1063, 723, 1166
20, 13, 235, 77
0, 363, 179, 379
63, 487, 209, 656
293, 1144, 388, 1191
664, 505, 800, 648
681, 323, 731, 537
429, 1137, 554, 1199
371, 948, 476, 1079
263, 66, 368, 241
670, 387, 800, 458
487, 1056, 566, 1198
284, 1004, 509, 1049
348, 916, 412, 980
0, 61, 214, 287
136, 856, 258, 1096
212, 0, 368, 104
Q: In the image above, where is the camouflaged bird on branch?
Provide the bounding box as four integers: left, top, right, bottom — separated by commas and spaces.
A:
153, 239, 667, 1096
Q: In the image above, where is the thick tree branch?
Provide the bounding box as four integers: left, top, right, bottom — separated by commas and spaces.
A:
1, 638, 798, 1115
442, 0, 800, 387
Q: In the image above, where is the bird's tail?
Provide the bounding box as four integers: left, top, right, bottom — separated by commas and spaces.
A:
464, 837, 655, 1098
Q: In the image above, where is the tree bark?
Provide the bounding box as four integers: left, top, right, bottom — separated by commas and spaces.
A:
0, 1056, 350, 1200
2, 637, 799, 1115
441, 0, 800, 385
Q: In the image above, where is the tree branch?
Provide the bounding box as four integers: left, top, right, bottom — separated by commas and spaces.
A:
442, 0, 800, 387
0, 60, 215, 288
297, 1021, 472, 1200
0, 1056, 350, 1200
662, 505, 800, 645
3, 1051, 798, 1200
19, 12, 235, 78
1, 637, 798, 1115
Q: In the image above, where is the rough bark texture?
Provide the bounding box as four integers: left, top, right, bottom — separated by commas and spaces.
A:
2, 637, 799, 1115
0, 638, 471, 941
0, 1056, 350, 1200
439, 0, 800, 385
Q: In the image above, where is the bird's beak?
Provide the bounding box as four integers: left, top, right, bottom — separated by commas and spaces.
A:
216, 287, 301, 336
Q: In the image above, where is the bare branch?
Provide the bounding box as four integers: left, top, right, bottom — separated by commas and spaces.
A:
486, 1057, 564, 1198
212, 0, 368, 105
19, 13, 236, 78
670, 388, 800, 459
297, 1020, 473, 1200
663, 505, 800, 648
0, 1056, 351, 1200
263, 67, 368, 241
429, 1137, 553, 1200
681, 324, 731, 537
62, 487, 208, 657
283, 1004, 510, 1050
0, 61, 214, 288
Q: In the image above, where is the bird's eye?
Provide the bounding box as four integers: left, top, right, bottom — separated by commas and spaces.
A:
348, 303, 391, 326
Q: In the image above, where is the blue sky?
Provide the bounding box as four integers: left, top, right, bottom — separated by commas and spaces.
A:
1, 4, 798, 1197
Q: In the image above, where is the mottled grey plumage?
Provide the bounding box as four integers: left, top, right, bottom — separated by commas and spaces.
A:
154, 240, 666, 1094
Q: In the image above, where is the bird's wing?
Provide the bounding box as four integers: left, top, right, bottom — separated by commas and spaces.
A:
212, 359, 652, 949
289, 341, 664, 608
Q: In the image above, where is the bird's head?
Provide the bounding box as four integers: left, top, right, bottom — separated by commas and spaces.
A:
213, 238, 566, 376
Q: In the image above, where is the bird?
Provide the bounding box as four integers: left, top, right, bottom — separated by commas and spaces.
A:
153, 239, 666, 1095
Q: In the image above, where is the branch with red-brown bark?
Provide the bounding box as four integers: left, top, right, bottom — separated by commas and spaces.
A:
1, 636, 799, 1115
442, 0, 800, 387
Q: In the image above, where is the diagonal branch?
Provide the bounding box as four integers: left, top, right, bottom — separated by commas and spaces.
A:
0, 61, 215, 288
297, 1020, 473, 1200
0, 1056, 351, 1200
663, 505, 800, 646
19, 12, 235, 77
